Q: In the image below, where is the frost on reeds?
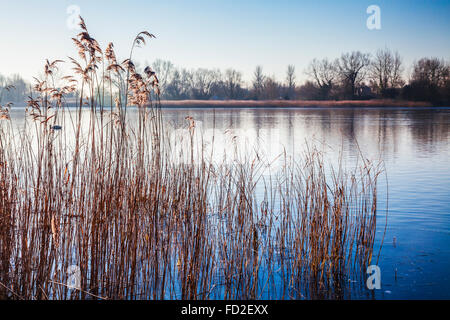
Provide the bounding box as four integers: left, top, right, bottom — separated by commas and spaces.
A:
0, 16, 385, 300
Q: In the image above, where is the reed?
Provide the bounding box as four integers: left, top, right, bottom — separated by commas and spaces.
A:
0, 16, 383, 300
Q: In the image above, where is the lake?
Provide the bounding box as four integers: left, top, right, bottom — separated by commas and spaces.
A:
161, 107, 450, 299
7, 106, 450, 299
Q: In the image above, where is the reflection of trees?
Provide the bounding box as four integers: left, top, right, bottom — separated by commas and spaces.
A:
159, 108, 449, 159
406, 110, 450, 153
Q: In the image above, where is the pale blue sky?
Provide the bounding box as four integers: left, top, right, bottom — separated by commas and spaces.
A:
0, 0, 449, 84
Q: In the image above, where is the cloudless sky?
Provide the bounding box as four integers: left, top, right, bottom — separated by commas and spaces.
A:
0, 0, 449, 84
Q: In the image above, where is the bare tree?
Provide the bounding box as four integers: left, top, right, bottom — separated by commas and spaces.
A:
178, 68, 194, 99
0, 74, 8, 103
252, 65, 265, 100
306, 58, 336, 99
163, 68, 194, 99
402, 57, 449, 103
297, 81, 320, 100
164, 69, 182, 99
152, 59, 175, 97
263, 76, 280, 100
390, 52, 404, 88
0, 73, 28, 103
369, 48, 404, 95
223, 69, 243, 99
192, 68, 221, 99
336, 51, 371, 98
285, 65, 296, 99
411, 57, 449, 87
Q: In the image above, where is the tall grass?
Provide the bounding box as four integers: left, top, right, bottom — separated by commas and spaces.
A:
0, 16, 383, 300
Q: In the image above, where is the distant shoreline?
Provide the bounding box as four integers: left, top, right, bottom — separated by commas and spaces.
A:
160, 99, 434, 108
9, 99, 444, 110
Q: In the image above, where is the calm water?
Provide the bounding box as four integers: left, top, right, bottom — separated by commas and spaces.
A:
161, 107, 450, 299
7, 106, 450, 299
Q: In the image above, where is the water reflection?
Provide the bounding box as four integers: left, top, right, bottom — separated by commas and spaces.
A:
6, 106, 450, 299
160, 107, 450, 299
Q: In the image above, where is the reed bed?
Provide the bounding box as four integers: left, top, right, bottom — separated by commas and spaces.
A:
0, 17, 383, 300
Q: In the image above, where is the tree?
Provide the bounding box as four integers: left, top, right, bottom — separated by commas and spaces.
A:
306, 58, 336, 99
297, 81, 320, 100
162, 68, 194, 100
223, 69, 243, 99
263, 76, 280, 100
152, 59, 175, 98
285, 65, 296, 99
164, 69, 182, 99
192, 68, 221, 99
252, 65, 265, 100
179, 69, 195, 99
336, 51, 371, 99
0, 74, 7, 103
369, 48, 404, 97
403, 57, 449, 104
411, 57, 448, 86
0, 73, 28, 103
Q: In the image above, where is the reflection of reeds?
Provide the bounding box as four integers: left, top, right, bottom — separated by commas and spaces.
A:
0, 16, 382, 300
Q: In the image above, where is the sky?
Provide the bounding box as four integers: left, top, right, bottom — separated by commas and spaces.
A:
0, 0, 449, 84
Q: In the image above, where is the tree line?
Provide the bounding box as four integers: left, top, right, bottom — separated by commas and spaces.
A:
1, 48, 449, 105
301, 49, 449, 104
0, 74, 28, 104
151, 49, 449, 105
